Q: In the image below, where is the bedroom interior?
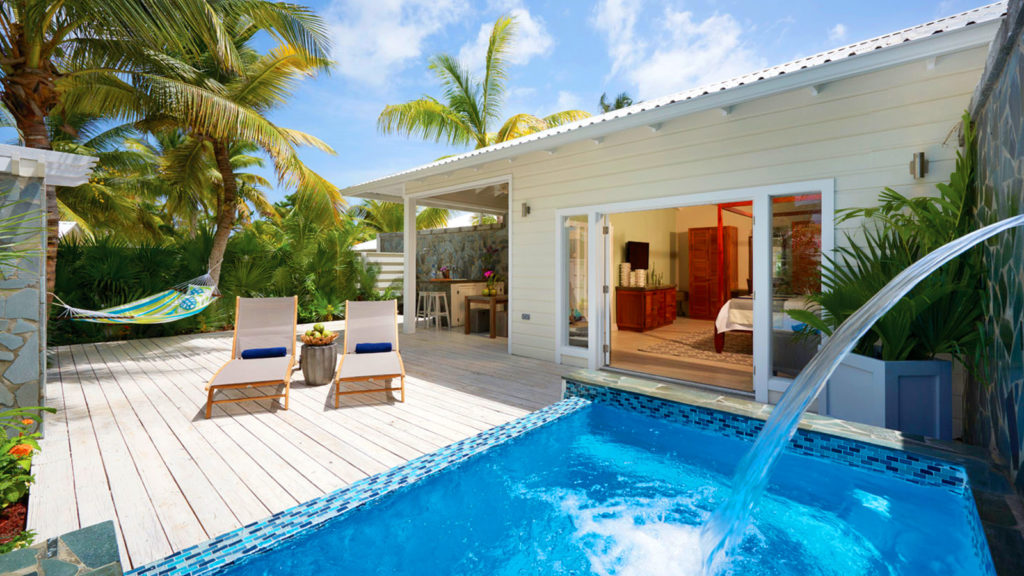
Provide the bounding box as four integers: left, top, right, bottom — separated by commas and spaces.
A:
607, 195, 822, 394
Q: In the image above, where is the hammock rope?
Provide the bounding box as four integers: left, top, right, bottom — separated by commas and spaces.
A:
53, 273, 220, 324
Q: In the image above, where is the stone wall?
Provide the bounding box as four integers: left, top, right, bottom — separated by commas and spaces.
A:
379, 223, 508, 283
0, 174, 45, 410
970, 0, 1024, 494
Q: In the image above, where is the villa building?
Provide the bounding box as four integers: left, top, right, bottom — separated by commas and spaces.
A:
342, 3, 1006, 409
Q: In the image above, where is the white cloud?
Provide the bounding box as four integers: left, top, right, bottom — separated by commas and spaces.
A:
592, 2, 763, 100
628, 10, 765, 100
458, 7, 554, 74
828, 23, 848, 43
326, 0, 467, 87
592, 0, 645, 77
556, 90, 582, 111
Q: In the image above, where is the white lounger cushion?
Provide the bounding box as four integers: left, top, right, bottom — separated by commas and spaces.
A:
338, 351, 403, 380
210, 356, 292, 387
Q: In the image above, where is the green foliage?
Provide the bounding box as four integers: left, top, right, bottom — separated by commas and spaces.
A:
0, 407, 54, 512
378, 14, 591, 150
599, 91, 634, 113
791, 113, 983, 366
51, 208, 399, 344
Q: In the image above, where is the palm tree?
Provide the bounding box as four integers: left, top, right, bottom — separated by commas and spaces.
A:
130, 5, 339, 283
0, 0, 256, 299
378, 15, 590, 149
599, 91, 634, 113
351, 200, 451, 234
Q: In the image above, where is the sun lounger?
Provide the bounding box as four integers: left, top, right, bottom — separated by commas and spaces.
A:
205, 296, 298, 418
334, 300, 405, 407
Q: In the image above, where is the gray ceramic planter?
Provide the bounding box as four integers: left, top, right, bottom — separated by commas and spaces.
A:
301, 343, 338, 386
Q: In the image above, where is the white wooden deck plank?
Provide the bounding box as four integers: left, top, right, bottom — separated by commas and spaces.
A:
27, 350, 79, 538
120, 338, 302, 515
79, 343, 209, 551
66, 343, 170, 566
93, 340, 244, 539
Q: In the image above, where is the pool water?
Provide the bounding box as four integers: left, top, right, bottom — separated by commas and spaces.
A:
219, 403, 988, 575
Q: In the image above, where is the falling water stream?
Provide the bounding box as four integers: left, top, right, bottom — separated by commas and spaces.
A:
699, 214, 1024, 574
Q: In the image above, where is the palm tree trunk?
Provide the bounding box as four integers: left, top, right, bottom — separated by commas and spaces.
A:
18, 118, 59, 316
208, 140, 237, 284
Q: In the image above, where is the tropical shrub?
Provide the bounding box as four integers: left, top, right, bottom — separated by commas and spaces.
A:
789, 113, 983, 367
51, 210, 398, 345
0, 407, 54, 552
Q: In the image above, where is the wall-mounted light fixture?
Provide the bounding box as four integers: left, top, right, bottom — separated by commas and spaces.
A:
521, 202, 531, 217
909, 152, 928, 179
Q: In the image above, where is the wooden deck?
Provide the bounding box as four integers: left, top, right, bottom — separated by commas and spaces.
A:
28, 323, 569, 569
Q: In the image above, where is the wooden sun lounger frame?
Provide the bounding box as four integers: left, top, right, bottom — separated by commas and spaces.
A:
334, 300, 406, 408
205, 296, 298, 419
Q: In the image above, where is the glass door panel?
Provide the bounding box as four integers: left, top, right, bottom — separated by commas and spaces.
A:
769, 193, 822, 379
565, 215, 589, 349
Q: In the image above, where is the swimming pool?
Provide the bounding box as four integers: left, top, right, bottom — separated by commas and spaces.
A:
130, 381, 995, 575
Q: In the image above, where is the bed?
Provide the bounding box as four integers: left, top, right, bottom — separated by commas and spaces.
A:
712, 295, 813, 353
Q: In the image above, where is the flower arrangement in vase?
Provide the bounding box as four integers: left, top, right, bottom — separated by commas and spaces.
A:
439, 265, 451, 279
483, 270, 499, 296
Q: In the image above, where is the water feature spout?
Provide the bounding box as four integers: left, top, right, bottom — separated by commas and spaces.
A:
700, 214, 1024, 574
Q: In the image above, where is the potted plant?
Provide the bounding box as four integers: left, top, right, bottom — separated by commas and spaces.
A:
439, 265, 451, 279
788, 113, 981, 441
300, 323, 339, 386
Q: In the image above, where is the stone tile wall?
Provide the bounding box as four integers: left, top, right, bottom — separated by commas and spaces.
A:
0, 174, 45, 410
0, 521, 123, 575
379, 223, 508, 283
970, 0, 1024, 495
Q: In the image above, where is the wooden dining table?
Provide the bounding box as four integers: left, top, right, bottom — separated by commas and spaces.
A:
464, 294, 509, 338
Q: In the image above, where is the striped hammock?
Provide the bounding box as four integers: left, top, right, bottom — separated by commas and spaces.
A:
55, 274, 219, 324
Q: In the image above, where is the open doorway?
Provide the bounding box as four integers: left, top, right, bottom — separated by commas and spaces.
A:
607, 203, 754, 392
604, 194, 823, 394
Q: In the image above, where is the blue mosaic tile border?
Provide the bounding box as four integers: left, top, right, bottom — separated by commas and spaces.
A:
563, 380, 968, 494
128, 396, 591, 576
961, 488, 999, 576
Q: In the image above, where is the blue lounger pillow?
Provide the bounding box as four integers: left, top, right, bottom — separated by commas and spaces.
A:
355, 342, 392, 354
241, 346, 287, 359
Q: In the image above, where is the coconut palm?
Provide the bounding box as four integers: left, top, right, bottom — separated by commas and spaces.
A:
378, 15, 590, 149
121, 5, 339, 283
351, 200, 451, 235
599, 91, 634, 113
0, 0, 270, 299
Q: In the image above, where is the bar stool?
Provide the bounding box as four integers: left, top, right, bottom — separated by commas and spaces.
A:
422, 291, 451, 329
415, 292, 431, 328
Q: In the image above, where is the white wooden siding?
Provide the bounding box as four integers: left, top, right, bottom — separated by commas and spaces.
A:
361, 252, 403, 294
403, 45, 989, 362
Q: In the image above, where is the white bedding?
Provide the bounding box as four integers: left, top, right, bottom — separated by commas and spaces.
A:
714, 296, 812, 333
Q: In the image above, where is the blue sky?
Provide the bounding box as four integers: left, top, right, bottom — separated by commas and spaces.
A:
272, 0, 983, 205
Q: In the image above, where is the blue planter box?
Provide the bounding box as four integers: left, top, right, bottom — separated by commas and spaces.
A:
824, 352, 953, 440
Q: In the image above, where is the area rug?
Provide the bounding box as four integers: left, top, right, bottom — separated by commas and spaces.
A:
637, 329, 753, 367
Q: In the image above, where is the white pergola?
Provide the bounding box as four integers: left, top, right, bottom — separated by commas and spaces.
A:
350, 177, 510, 334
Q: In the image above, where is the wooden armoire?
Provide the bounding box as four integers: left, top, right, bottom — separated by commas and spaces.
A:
688, 226, 738, 320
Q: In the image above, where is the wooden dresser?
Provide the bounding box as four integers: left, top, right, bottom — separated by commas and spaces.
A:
688, 226, 737, 320
616, 286, 677, 332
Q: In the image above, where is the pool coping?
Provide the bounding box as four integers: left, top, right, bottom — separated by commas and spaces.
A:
127, 396, 591, 576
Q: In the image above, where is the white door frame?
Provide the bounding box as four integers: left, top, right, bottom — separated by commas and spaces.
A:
554, 178, 834, 403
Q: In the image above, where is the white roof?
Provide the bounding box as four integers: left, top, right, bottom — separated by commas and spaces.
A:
344, 2, 1006, 197
0, 143, 97, 186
